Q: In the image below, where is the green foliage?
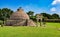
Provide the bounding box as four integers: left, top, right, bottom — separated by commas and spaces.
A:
41, 13, 52, 19
52, 13, 59, 19
30, 16, 36, 21
41, 13, 60, 19
27, 11, 36, 21
0, 20, 3, 27
27, 11, 34, 16
0, 8, 14, 26
2, 8, 13, 18
0, 20, 3, 25
0, 8, 13, 21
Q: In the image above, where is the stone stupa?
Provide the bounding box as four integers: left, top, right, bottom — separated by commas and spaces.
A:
5, 7, 36, 26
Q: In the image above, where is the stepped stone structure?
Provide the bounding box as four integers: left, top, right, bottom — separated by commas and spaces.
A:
5, 7, 36, 26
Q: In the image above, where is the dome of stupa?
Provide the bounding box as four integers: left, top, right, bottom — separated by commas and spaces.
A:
10, 7, 29, 20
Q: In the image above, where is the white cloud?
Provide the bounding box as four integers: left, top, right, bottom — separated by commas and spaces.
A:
50, 7, 56, 12
52, 0, 60, 5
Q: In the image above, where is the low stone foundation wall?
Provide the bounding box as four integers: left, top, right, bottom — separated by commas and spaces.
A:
5, 19, 36, 26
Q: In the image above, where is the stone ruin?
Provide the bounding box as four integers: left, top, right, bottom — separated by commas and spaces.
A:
5, 7, 36, 26
36, 14, 43, 26
36, 14, 46, 27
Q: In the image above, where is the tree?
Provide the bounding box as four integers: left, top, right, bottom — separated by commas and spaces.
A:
27, 11, 36, 21
41, 13, 52, 19
27, 11, 35, 20
0, 20, 3, 27
0, 9, 3, 27
0, 8, 14, 27
52, 13, 59, 19
2, 8, 13, 18
27, 11, 34, 17
0, 9, 2, 20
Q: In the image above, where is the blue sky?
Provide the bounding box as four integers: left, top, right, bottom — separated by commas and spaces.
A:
0, 0, 60, 15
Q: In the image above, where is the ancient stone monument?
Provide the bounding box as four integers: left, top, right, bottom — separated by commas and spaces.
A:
5, 7, 36, 26
36, 14, 43, 26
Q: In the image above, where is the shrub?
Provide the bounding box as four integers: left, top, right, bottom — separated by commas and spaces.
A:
0, 20, 3, 27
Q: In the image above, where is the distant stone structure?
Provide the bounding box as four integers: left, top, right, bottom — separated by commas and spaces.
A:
36, 14, 43, 26
5, 7, 36, 26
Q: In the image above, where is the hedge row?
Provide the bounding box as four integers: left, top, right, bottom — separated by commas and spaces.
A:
44, 19, 60, 23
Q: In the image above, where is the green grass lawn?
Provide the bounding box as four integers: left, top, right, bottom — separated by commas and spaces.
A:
0, 23, 60, 37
